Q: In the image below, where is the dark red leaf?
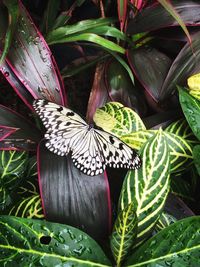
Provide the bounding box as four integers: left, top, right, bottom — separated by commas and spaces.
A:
0, 0, 66, 109
38, 141, 112, 241
127, 46, 172, 103
0, 104, 41, 150
127, 0, 200, 35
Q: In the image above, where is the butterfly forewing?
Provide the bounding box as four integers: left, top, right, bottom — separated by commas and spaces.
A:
33, 99, 141, 176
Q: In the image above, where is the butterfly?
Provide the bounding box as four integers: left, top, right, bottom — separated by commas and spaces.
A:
33, 99, 141, 176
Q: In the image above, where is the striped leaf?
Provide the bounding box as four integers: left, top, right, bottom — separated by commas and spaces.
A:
166, 119, 198, 145
121, 130, 193, 173
124, 216, 200, 266
8, 194, 44, 219
110, 202, 137, 266
119, 129, 170, 246
155, 212, 177, 232
94, 102, 145, 137
0, 151, 28, 210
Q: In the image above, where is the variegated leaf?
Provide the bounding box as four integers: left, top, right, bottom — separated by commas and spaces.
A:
8, 194, 44, 219
166, 119, 198, 145
187, 72, 200, 100
94, 102, 145, 137
0, 150, 28, 210
119, 130, 170, 246
155, 212, 177, 232
193, 145, 200, 176
121, 130, 193, 173
110, 202, 137, 266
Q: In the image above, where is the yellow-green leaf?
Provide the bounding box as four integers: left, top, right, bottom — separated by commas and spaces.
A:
94, 102, 145, 137
121, 130, 193, 173
110, 202, 137, 267
119, 129, 170, 246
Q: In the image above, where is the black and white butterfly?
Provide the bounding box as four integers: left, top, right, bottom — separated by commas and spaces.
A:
33, 99, 141, 176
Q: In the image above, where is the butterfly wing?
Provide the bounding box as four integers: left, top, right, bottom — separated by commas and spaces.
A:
93, 129, 141, 169
33, 99, 88, 156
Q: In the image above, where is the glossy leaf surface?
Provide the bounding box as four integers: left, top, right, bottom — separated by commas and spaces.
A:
119, 130, 170, 245
0, 1, 66, 109
0, 215, 111, 266
127, 0, 200, 34
0, 104, 41, 150
124, 216, 200, 266
121, 130, 193, 173
179, 87, 200, 140
110, 202, 137, 266
94, 102, 145, 138
0, 150, 28, 210
38, 142, 111, 241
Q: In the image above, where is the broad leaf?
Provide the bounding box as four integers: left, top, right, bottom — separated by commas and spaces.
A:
0, 150, 28, 211
38, 142, 111, 241
121, 130, 193, 173
119, 130, 170, 246
166, 119, 198, 145
0, 215, 111, 266
160, 32, 200, 101
0, 104, 41, 150
127, 46, 172, 102
110, 202, 137, 266
193, 145, 200, 176
127, 0, 200, 34
94, 102, 145, 137
0, 1, 66, 108
179, 87, 200, 140
124, 216, 200, 266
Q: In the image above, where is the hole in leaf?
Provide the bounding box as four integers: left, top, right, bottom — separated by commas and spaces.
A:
40, 235, 51, 245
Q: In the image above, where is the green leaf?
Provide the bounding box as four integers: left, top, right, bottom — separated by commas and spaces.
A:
171, 174, 194, 201
94, 102, 145, 137
179, 87, 200, 141
124, 216, 200, 266
155, 212, 177, 232
0, 151, 28, 211
0, 0, 19, 64
166, 119, 198, 145
121, 130, 193, 173
0, 216, 111, 266
110, 203, 137, 266
48, 33, 125, 54
46, 18, 115, 41
119, 130, 170, 246
157, 0, 191, 44
193, 145, 200, 176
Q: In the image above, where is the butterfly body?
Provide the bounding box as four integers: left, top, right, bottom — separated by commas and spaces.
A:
33, 99, 141, 176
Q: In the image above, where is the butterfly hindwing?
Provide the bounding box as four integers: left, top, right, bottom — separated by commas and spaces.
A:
33, 99, 141, 176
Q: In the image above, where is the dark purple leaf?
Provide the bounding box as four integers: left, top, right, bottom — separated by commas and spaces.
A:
127, 46, 172, 102
105, 59, 146, 115
0, 0, 66, 108
127, 0, 200, 35
38, 141, 111, 241
0, 104, 41, 150
160, 31, 200, 101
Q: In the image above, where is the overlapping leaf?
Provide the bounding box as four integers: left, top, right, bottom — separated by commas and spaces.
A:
0, 216, 111, 266
193, 145, 200, 176
155, 212, 177, 232
119, 130, 170, 246
124, 216, 200, 266
0, 0, 66, 109
94, 102, 145, 137
0, 150, 28, 211
110, 202, 137, 266
38, 141, 111, 241
187, 72, 200, 100
121, 130, 193, 173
